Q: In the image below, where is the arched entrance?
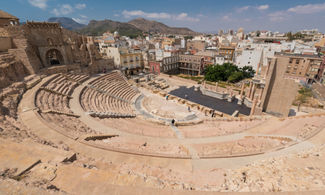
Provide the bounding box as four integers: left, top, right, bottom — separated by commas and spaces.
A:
46, 49, 64, 66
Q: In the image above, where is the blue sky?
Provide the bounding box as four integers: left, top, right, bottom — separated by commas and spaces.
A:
3, 0, 325, 33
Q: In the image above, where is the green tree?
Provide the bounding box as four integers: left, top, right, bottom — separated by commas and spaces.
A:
296, 87, 313, 111
184, 35, 193, 40
286, 32, 293, 41
241, 66, 255, 78
204, 63, 253, 83
228, 71, 244, 83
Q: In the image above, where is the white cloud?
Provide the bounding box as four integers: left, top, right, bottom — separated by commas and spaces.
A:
28, 0, 48, 9
122, 10, 171, 19
257, 5, 269, 11
268, 11, 288, 22
51, 4, 74, 16
222, 15, 231, 22
122, 10, 199, 22
72, 16, 88, 24
236, 6, 250, 13
288, 3, 325, 14
175, 13, 199, 22
75, 3, 86, 10
80, 15, 88, 19
52, 9, 60, 16
268, 2, 325, 23
236, 5, 269, 12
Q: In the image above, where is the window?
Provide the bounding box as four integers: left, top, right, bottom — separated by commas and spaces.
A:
296, 59, 300, 64
289, 58, 293, 63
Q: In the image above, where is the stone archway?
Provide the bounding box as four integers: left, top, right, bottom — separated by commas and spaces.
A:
46, 49, 64, 66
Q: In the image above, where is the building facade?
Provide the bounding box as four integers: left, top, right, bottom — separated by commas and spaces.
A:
178, 54, 204, 76
275, 52, 323, 83
0, 10, 19, 27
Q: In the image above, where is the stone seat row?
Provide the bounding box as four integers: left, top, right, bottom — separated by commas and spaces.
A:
88, 111, 136, 118
81, 87, 134, 116
89, 71, 138, 100
39, 109, 80, 118
36, 90, 72, 114
41, 74, 79, 96
90, 80, 137, 102
61, 73, 90, 84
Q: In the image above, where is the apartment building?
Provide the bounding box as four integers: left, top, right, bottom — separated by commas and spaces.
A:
275, 52, 322, 83
178, 54, 204, 76
103, 47, 143, 74
217, 45, 235, 62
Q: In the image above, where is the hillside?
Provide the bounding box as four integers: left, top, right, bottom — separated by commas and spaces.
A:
128, 18, 197, 35
47, 17, 198, 37
48, 17, 86, 30
77, 19, 142, 38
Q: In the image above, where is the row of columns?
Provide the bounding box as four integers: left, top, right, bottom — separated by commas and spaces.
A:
239, 81, 265, 116
203, 80, 263, 116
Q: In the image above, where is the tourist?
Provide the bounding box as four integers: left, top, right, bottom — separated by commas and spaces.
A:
171, 119, 175, 125
188, 106, 191, 112
166, 95, 169, 100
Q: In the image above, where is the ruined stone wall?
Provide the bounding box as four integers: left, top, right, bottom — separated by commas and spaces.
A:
0, 55, 28, 89
22, 23, 64, 47
0, 22, 114, 88
260, 57, 299, 117
0, 37, 12, 52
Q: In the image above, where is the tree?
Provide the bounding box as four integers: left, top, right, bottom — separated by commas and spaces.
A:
184, 35, 193, 40
241, 66, 255, 78
286, 32, 293, 41
204, 63, 254, 83
228, 72, 244, 83
296, 87, 312, 111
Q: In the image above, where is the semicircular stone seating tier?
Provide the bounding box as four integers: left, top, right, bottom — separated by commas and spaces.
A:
80, 71, 139, 118
29, 73, 325, 159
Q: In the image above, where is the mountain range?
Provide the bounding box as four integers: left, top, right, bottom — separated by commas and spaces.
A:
47, 17, 198, 37
48, 17, 86, 30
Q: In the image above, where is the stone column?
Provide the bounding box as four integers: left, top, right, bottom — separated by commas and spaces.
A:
250, 83, 256, 100
259, 87, 264, 101
255, 63, 260, 76
227, 90, 233, 102
250, 96, 258, 116
240, 83, 245, 99
248, 81, 253, 99
238, 83, 245, 105
265, 60, 271, 78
